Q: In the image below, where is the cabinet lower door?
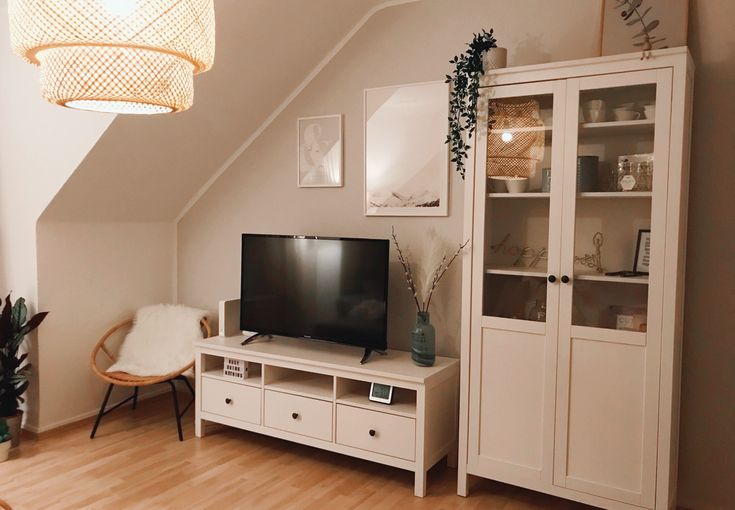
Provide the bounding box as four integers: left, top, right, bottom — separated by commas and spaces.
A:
553, 330, 658, 508
467, 324, 556, 487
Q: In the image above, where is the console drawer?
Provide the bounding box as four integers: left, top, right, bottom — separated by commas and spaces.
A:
336, 404, 416, 461
264, 390, 333, 441
201, 377, 261, 425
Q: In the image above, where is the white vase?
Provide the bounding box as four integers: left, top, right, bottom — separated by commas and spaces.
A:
0, 441, 10, 462
483, 47, 508, 70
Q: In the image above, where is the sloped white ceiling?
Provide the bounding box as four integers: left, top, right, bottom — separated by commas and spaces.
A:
41, 0, 389, 221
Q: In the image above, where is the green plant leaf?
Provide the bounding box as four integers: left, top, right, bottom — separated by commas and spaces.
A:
11, 298, 27, 329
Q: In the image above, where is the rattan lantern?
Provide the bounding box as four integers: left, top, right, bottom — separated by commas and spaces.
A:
8, 0, 215, 114
486, 98, 545, 179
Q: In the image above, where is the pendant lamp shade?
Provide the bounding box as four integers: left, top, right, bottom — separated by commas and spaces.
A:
7, 0, 215, 114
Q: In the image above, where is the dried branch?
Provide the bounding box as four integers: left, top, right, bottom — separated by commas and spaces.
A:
391, 227, 422, 312
423, 239, 470, 312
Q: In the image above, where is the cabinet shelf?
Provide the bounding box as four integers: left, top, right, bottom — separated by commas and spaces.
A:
575, 273, 648, 285
485, 267, 547, 278
579, 119, 654, 137
577, 192, 652, 199
487, 192, 550, 199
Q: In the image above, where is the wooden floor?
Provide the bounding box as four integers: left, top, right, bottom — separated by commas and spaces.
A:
0, 394, 594, 510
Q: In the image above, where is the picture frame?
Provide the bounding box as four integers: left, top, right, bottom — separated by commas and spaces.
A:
368, 382, 394, 404
634, 229, 651, 274
364, 81, 449, 216
297, 114, 343, 188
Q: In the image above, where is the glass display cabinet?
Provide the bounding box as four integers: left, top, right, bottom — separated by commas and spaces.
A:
459, 48, 694, 510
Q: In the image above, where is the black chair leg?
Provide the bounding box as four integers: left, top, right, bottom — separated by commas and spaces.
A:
168, 380, 183, 441
132, 387, 139, 410
182, 376, 195, 399
90, 383, 114, 439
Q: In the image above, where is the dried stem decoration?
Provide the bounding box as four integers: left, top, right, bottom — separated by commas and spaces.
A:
391, 227, 469, 314
614, 0, 666, 59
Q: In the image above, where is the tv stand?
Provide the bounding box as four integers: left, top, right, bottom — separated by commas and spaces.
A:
359, 347, 386, 365
240, 332, 272, 346
195, 335, 459, 497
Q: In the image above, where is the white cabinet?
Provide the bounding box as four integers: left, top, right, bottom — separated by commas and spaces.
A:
458, 48, 694, 510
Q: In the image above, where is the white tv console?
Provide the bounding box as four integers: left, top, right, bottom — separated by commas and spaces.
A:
194, 335, 459, 497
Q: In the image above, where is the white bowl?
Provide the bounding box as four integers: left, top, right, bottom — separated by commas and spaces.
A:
489, 177, 507, 192
506, 178, 529, 193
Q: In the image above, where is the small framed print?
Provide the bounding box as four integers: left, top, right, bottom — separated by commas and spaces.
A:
368, 383, 394, 404
297, 114, 343, 188
634, 229, 651, 274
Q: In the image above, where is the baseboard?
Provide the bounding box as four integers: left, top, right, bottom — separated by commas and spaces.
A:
23, 386, 170, 435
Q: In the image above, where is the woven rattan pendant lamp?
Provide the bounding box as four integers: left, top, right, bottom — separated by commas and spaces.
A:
8, 0, 215, 114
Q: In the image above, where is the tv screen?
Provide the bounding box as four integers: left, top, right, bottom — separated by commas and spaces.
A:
240, 234, 389, 351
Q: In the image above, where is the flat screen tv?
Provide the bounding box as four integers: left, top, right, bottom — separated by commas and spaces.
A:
240, 234, 389, 357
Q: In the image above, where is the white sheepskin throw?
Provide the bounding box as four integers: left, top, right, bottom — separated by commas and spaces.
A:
107, 304, 208, 376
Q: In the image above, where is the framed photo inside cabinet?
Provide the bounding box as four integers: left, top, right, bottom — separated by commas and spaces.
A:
634, 229, 651, 274
297, 114, 343, 187
364, 81, 449, 216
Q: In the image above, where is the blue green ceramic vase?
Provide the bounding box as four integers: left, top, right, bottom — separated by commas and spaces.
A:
411, 311, 436, 367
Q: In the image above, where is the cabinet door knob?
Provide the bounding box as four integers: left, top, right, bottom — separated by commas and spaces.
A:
292, 412, 299, 420
225, 398, 232, 405
547, 275, 557, 283
369, 429, 376, 437
561, 275, 570, 284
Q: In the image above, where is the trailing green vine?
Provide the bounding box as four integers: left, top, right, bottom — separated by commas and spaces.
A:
445, 29, 497, 179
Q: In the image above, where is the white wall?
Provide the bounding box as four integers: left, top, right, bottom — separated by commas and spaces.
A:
177, 0, 603, 358
35, 222, 175, 431
0, 8, 114, 428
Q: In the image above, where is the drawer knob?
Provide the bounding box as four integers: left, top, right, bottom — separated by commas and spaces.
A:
292, 412, 299, 420
369, 429, 376, 437
225, 398, 232, 405
561, 275, 571, 284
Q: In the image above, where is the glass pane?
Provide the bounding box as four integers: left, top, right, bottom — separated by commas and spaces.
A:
483, 93, 553, 322
572, 83, 655, 329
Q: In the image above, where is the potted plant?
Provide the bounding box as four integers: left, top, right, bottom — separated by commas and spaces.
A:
0, 419, 10, 462
0, 294, 48, 448
445, 29, 505, 179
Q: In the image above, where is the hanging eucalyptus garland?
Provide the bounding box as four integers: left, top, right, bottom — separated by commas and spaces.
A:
445, 29, 497, 179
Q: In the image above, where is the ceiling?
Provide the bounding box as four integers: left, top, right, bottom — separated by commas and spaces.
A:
41, 0, 392, 222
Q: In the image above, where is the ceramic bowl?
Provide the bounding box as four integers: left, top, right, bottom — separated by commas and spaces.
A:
505, 177, 529, 193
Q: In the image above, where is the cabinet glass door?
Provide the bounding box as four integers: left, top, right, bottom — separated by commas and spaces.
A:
554, 69, 671, 507
467, 79, 565, 486
477, 82, 565, 327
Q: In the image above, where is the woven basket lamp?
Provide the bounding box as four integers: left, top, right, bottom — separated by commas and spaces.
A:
7, 0, 215, 114
486, 98, 545, 179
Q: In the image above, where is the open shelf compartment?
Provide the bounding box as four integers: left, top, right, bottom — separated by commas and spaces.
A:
335, 377, 417, 418
201, 354, 263, 388
264, 366, 334, 401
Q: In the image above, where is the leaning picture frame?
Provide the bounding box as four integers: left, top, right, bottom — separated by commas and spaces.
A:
634, 229, 651, 274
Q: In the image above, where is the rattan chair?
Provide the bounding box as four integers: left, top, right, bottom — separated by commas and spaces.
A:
0, 499, 12, 510
90, 316, 211, 441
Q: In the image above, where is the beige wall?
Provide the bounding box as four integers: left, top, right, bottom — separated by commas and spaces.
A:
677, 2, 735, 509
177, 0, 603, 358
35, 222, 175, 432
178, 0, 735, 507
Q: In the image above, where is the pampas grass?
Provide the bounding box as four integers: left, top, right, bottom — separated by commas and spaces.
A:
392, 227, 469, 314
